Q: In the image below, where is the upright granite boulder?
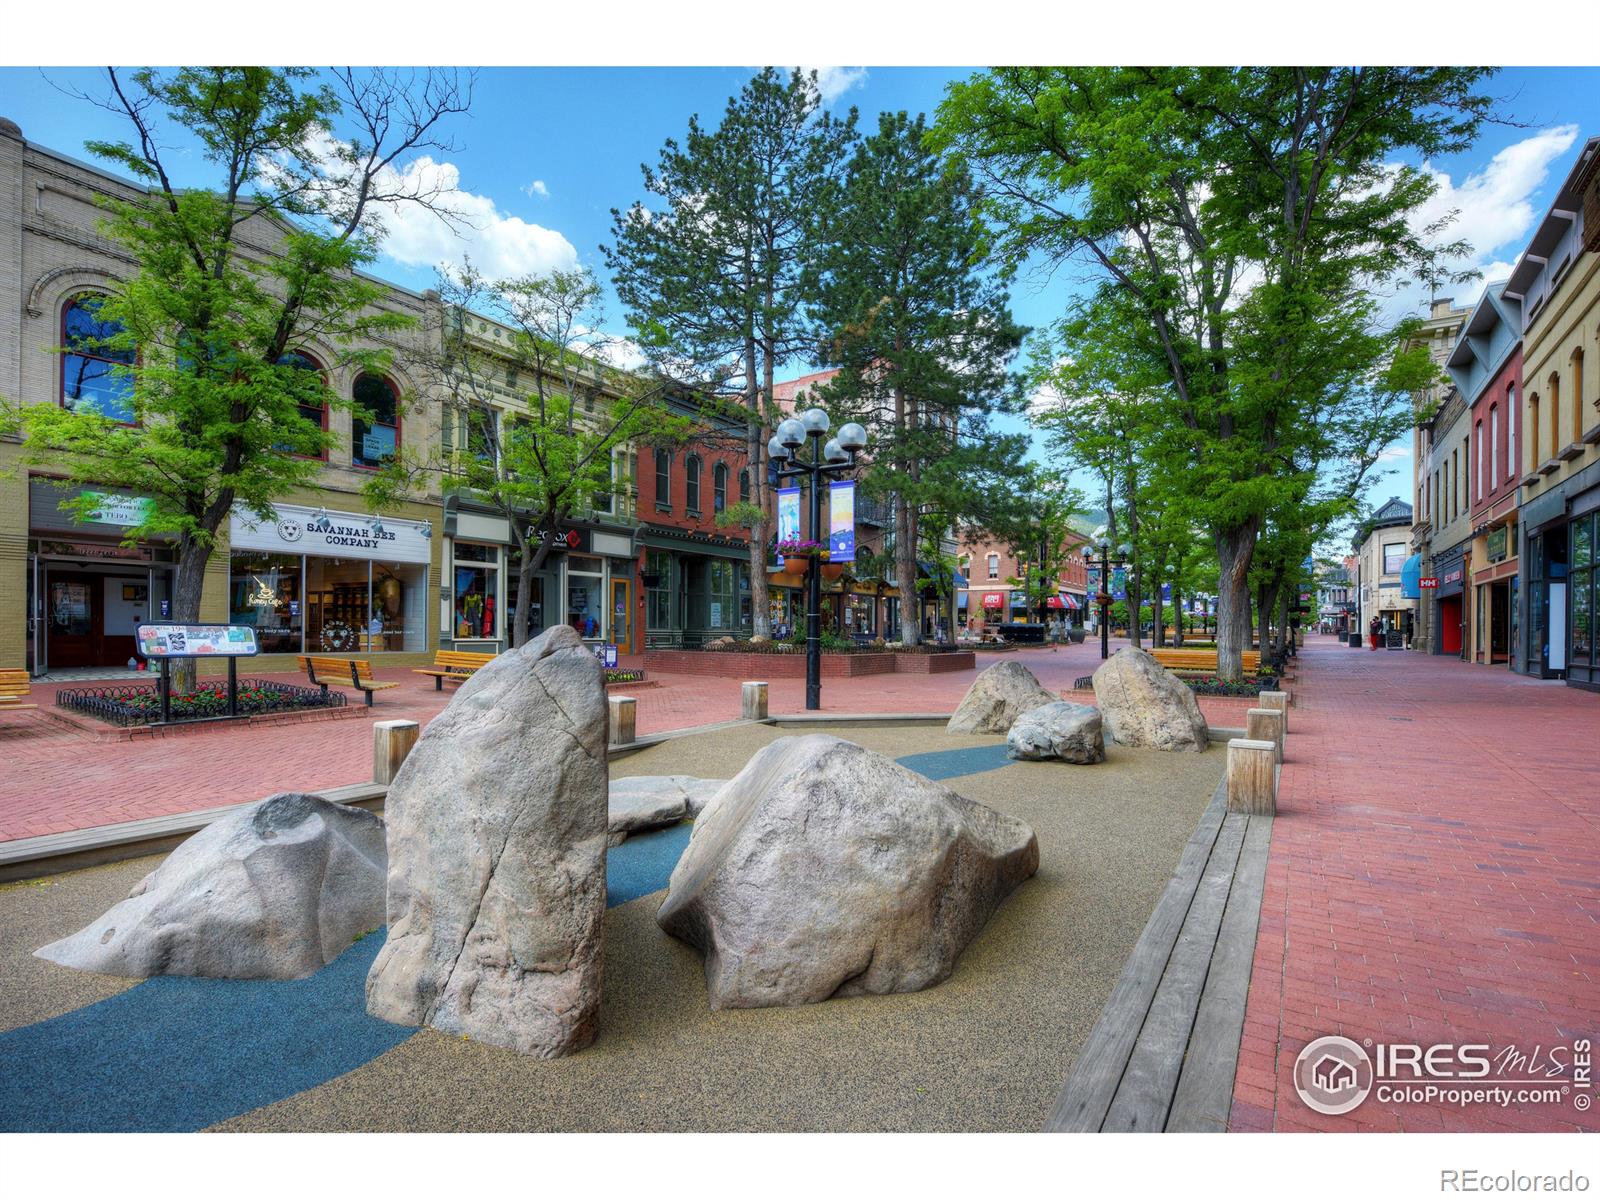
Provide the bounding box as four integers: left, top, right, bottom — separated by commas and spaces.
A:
946, 660, 1057, 734
35, 793, 385, 980
366, 624, 608, 1058
1091, 646, 1209, 752
657, 734, 1039, 1009
1006, 700, 1106, 764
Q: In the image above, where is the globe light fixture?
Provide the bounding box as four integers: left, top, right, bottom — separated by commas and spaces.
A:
837, 422, 868, 452
800, 407, 830, 437
777, 418, 806, 450
767, 435, 789, 462
823, 438, 848, 464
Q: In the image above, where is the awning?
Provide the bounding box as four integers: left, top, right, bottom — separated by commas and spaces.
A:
1046, 595, 1065, 610
1063, 593, 1080, 611
917, 559, 967, 587
980, 591, 1006, 609
1400, 553, 1422, 600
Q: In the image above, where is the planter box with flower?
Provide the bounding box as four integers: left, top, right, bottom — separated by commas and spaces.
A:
778, 539, 844, 579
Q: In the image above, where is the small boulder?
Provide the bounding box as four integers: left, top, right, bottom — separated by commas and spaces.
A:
1007, 701, 1106, 763
947, 660, 1057, 734
607, 775, 727, 845
657, 734, 1038, 1009
35, 793, 385, 980
365, 624, 608, 1058
1091, 646, 1209, 752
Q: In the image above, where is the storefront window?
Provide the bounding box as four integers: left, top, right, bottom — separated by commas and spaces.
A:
567, 555, 604, 639
847, 592, 874, 635
708, 559, 734, 628
306, 557, 371, 653
373, 563, 427, 652
229, 552, 303, 653
452, 542, 499, 640
1573, 514, 1594, 665
646, 550, 672, 631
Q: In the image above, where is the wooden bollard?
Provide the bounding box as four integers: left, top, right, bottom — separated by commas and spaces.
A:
1258, 689, 1289, 733
1245, 707, 1285, 764
1226, 738, 1277, 816
741, 680, 769, 721
609, 695, 637, 746
373, 719, 419, 785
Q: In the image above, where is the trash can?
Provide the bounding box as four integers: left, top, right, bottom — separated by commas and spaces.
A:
1348, 631, 1362, 648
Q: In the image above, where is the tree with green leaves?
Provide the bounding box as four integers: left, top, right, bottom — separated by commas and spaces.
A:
607, 68, 855, 639
804, 109, 1027, 645
364, 261, 691, 648
985, 469, 1086, 628
9, 66, 469, 689
934, 67, 1494, 677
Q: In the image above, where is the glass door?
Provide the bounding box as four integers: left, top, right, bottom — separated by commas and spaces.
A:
610, 578, 631, 653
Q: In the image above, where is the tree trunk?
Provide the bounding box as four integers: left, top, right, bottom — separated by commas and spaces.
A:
1276, 585, 1292, 664
511, 527, 551, 648
1172, 575, 1184, 648
1214, 520, 1258, 682
169, 534, 210, 694
894, 492, 918, 646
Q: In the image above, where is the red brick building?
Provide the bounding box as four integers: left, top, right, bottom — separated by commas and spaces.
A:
957, 527, 1090, 631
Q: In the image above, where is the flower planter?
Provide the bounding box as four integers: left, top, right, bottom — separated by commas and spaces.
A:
820, 563, 845, 581
782, 555, 811, 575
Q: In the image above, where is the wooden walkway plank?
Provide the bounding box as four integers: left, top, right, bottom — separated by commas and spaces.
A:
1043, 778, 1229, 1131
1165, 814, 1275, 1132
1100, 811, 1249, 1131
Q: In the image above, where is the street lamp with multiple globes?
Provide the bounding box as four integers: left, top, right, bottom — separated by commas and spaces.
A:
768, 408, 868, 711
1081, 528, 1135, 661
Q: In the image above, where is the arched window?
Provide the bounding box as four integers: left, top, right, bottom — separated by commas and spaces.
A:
61, 293, 136, 423
1474, 420, 1484, 501
738, 468, 750, 502
1506, 384, 1517, 481
713, 462, 728, 513
276, 351, 328, 458
352, 373, 400, 468
686, 455, 702, 513
1548, 372, 1562, 460
1528, 392, 1540, 472
1489, 405, 1499, 493
654, 448, 671, 509
1572, 348, 1586, 442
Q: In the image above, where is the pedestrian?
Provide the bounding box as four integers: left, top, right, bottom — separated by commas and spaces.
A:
1369, 615, 1382, 651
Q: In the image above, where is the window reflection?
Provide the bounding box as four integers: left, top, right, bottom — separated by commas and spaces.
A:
62, 294, 136, 423
352, 373, 400, 468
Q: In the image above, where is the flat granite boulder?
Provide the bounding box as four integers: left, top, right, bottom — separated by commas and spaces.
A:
657, 734, 1039, 1010
607, 776, 728, 845
1006, 701, 1106, 764
366, 624, 608, 1058
946, 660, 1058, 734
1091, 646, 1209, 752
35, 793, 385, 980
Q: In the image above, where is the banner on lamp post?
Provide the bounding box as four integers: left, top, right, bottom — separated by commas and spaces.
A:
777, 487, 801, 545
828, 480, 856, 563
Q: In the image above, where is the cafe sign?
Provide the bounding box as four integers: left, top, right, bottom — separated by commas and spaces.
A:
1486, 525, 1509, 562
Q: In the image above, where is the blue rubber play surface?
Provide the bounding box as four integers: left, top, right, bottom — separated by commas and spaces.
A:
0, 743, 999, 1132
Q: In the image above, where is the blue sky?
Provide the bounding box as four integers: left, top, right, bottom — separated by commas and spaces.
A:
3, 65, 1597, 520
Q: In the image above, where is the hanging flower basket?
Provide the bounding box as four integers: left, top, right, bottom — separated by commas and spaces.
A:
778, 539, 824, 576
820, 562, 846, 581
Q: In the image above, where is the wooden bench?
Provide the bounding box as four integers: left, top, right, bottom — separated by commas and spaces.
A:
1149, 648, 1261, 674
296, 656, 399, 707
1, 669, 38, 713
412, 650, 496, 690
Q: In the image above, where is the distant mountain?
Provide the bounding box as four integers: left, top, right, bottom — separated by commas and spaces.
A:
1069, 509, 1108, 536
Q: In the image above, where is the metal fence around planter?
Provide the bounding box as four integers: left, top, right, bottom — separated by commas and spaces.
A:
57, 678, 346, 728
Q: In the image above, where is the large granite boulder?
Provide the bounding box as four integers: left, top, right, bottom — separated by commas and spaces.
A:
607, 775, 728, 845
946, 660, 1057, 734
657, 734, 1038, 1009
35, 793, 385, 980
366, 624, 608, 1058
1091, 646, 1209, 752
1006, 701, 1106, 764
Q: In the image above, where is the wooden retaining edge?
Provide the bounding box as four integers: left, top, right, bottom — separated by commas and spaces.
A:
1043, 774, 1275, 1133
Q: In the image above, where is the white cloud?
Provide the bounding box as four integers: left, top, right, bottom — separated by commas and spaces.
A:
793, 66, 867, 105
521, 179, 549, 199
377, 156, 577, 278
1386, 125, 1579, 318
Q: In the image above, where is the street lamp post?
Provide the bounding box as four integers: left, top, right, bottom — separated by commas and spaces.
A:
1082, 531, 1135, 661
769, 409, 867, 711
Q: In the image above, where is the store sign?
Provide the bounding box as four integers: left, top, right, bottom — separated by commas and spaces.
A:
981, 592, 1005, 608
1418, 577, 1439, 589
85, 491, 155, 527
230, 503, 431, 564
137, 623, 259, 658
1442, 567, 1464, 586
1486, 526, 1508, 562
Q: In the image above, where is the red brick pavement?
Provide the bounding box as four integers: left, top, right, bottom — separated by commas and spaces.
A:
0, 639, 1260, 843
1229, 635, 1599, 1133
